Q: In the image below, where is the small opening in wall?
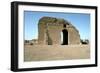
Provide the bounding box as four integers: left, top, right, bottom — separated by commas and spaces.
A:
63, 24, 66, 28
61, 29, 68, 45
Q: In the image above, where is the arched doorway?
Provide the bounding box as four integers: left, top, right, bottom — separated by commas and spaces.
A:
62, 29, 68, 45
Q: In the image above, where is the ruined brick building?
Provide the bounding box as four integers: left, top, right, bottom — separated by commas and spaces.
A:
38, 17, 81, 45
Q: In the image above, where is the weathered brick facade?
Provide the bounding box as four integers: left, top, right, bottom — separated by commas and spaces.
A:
38, 17, 81, 45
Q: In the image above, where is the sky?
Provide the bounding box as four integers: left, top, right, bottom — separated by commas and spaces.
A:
24, 11, 90, 40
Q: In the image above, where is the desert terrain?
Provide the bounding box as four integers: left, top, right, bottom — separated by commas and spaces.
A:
24, 44, 90, 61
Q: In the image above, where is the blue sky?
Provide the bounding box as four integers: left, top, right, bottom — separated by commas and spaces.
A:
24, 11, 90, 40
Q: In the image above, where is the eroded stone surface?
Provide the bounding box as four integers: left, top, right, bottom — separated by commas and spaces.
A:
38, 17, 81, 45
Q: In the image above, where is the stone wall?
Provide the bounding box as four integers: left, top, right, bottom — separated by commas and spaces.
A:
38, 17, 81, 45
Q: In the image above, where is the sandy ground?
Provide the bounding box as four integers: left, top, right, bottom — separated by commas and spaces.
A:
24, 45, 90, 61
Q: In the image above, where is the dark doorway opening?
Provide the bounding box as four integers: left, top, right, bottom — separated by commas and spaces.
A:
62, 29, 68, 45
